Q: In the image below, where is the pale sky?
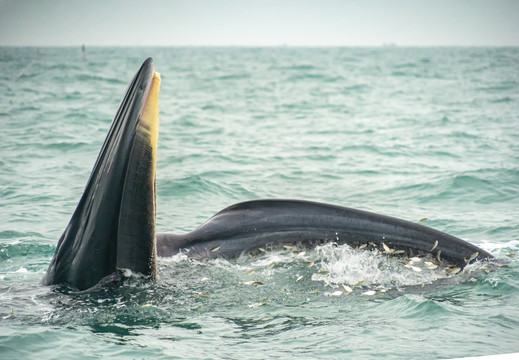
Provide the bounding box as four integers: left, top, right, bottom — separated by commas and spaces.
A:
1, 0, 518, 47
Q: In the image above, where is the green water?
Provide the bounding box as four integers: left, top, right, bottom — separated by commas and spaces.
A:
1, 47, 518, 359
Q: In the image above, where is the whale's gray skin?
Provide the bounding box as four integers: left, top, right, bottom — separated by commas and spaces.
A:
42, 58, 160, 291
43, 58, 494, 291
156, 199, 493, 267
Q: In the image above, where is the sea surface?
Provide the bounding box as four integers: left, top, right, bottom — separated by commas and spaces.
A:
1, 47, 518, 359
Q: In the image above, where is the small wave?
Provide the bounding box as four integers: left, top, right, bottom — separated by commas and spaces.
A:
451, 174, 492, 188
216, 73, 251, 81
342, 83, 369, 92
394, 62, 418, 69
12, 105, 40, 112
0, 230, 46, 240
17, 72, 38, 80
286, 73, 335, 82
158, 175, 246, 199
386, 170, 519, 206
447, 131, 479, 140
272, 64, 316, 72
75, 74, 126, 85
490, 97, 513, 103
0, 241, 55, 260
391, 70, 407, 77
477, 83, 517, 93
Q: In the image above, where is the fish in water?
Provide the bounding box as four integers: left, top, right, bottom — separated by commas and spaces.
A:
42, 58, 494, 291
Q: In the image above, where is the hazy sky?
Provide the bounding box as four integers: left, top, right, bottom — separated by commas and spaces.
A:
1, 0, 518, 46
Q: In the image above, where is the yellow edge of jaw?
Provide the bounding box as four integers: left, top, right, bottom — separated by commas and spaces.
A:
138, 71, 160, 279
139, 71, 161, 180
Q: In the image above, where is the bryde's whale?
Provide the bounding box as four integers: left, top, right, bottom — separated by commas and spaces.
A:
43, 58, 494, 291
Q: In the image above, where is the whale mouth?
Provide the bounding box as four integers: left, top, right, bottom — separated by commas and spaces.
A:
43, 58, 161, 291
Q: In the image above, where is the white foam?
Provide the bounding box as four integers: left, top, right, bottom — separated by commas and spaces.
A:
157, 242, 490, 292
311, 243, 450, 289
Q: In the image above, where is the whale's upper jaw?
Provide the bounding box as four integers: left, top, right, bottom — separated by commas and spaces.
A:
43, 58, 161, 291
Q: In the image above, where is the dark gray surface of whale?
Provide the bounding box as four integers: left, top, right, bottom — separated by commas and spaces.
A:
156, 199, 492, 266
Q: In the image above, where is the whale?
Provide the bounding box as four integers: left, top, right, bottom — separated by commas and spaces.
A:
42, 58, 494, 291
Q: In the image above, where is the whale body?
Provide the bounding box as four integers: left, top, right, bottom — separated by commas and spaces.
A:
43, 58, 494, 291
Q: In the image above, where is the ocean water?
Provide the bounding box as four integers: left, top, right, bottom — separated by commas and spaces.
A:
1, 46, 518, 359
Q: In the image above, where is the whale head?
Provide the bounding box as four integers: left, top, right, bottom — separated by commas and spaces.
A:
43, 58, 161, 291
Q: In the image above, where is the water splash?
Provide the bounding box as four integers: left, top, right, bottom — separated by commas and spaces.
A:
159, 242, 490, 299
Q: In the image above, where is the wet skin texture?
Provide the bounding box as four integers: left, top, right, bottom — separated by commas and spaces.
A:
157, 199, 493, 267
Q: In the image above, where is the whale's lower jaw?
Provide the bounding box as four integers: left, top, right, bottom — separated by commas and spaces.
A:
42, 58, 160, 291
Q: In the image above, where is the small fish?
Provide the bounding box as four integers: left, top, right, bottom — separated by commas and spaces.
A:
140, 304, 154, 308
409, 257, 422, 263
297, 251, 306, 258
419, 217, 428, 222
243, 280, 264, 286
436, 249, 442, 262
245, 269, 255, 275
248, 252, 256, 258
342, 285, 353, 293
258, 247, 266, 252
330, 291, 343, 297
259, 297, 270, 302
447, 267, 461, 275
505, 253, 516, 258
464, 252, 479, 264
201, 277, 210, 281
210, 245, 221, 252
411, 266, 422, 272
358, 243, 368, 250
283, 243, 297, 251
195, 294, 210, 299
382, 243, 393, 254
424, 261, 438, 270
307, 260, 315, 267
296, 276, 304, 282
309, 289, 320, 294
393, 250, 406, 255
317, 270, 329, 275
430, 240, 438, 252
362, 290, 376, 296
352, 280, 365, 287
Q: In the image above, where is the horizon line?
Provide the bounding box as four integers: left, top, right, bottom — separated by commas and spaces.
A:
2, 44, 519, 48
